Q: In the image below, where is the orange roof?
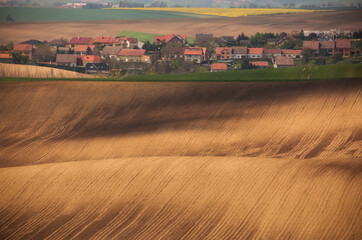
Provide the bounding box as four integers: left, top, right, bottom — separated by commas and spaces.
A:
211, 63, 227, 70
184, 47, 206, 56
94, 36, 116, 44
335, 39, 351, 49
248, 48, 263, 54
154, 34, 187, 43
216, 47, 231, 55
282, 50, 302, 55
75, 45, 95, 52
81, 55, 101, 63
0, 53, 12, 59
250, 61, 268, 67
303, 41, 320, 50
13, 44, 32, 52
118, 49, 146, 56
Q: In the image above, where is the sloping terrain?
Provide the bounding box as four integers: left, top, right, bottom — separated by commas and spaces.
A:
0, 10, 361, 44
0, 63, 92, 78
0, 80, 361, 239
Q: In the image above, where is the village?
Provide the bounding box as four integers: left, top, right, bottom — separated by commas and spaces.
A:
0, 29, 361, 76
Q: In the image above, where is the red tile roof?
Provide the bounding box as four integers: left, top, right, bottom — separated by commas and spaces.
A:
335, 39, 351, 49
69, 37, 93, 45
248, 48, 263, 54
216, 47, 231, 55
118, 49, 146, 56
184, 47, 206, 56
13, 44, 32, 52
154, 34, 187, 44
303, 41, 320, 50
75, 45, 95, 52
0, 53, 12, 59
250, 61, 268, 67
127, 38, 138, 44
211, 63, 227, 70
232, 46, 248, 54
282, 50, 302, 55
94, 36, 116, 44
275, 56, 294, 66
81, 55, 101, 63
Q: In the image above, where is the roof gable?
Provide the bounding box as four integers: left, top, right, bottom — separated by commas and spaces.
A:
69, 37, 93, 45
118, 49, 146, 56
13, 44, 32, 52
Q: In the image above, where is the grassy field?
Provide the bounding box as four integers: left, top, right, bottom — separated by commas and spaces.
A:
123, 64, 362, 81
1, 64, 361, 82
0, 7, 198, 22
107, 8, 326, 17
118, 31, 194, 43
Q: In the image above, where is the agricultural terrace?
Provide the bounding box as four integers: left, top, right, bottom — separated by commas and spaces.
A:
106, 8, 327, 17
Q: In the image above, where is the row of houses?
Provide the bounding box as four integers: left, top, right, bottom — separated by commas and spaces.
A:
302, 39, 355, 57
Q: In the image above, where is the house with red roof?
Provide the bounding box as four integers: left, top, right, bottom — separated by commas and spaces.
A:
248, 48, 263, 58
282, 49, 302, 59
13, 44, 33, 59
74, 45, 99, 56
94, 36, 116, 46
69, 37, 94, 47
210, 63, 227, 72
184, 47, 207, 64
154, 34, 187, 44
250, 61, 269, 69
56, 54, 77, 67
335, 39, 352, 57
0, 53, 13, 63
115, 37, 140, 48
216, 47, 232, 61
117, 49, 150, 63
78, 55, 101, 66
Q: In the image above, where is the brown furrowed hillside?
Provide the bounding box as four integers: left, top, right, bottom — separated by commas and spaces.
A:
0, 80, 361, 239
0, 63, 92, 78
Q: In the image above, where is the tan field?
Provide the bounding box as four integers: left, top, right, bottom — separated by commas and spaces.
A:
0, 80, 361, 239
0, 10, 361, 44
0, 63, 93, 78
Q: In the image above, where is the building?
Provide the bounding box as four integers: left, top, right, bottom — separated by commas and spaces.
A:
303, 41, 320, 54
273, 56, 294, 68
319, 41, 335, 55
218, 36, 235, 45
231, 46, 248, 59
216, 47, 232, 61
117, 49, 150, 63
154, 34, 187, 44
335, 39, 351, 57
78, 55, 101, 66
264, 49, 282, 58
195, 33, 214, 45
48, 39, 68, 47
210, 63, 227, 72
282, 50, 302, 59
69, 37, 93, 47
115, 37, 139, 48
19, 40, 47, 45
184, 47, 207, 64
93, 36, 117, 46
101, 46, 122, 59
56, 54, 77, 67
85, 63, 109, 74
250, 61, 269, 69
248, 48, 263, 58
0, 53, 13, 63
13, 44, 33, 59
74, 45, 99, 56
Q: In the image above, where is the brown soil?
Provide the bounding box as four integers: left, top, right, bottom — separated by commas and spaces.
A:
0, 80, 361, 239
0, 10, 361, 44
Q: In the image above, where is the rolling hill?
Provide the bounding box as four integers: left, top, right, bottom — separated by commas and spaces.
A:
0, 79, 361, 239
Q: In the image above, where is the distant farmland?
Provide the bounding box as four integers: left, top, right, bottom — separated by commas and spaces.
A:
0, 7, 199, 22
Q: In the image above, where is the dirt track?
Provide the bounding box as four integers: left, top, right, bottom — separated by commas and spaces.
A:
0, 80, 361, 239
0, 10, 361, 44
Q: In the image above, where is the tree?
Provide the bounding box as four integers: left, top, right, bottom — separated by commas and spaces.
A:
5, 14, 15, 22
301, 48, 314, 63
11, 52, 28, 64
86, 46, 92, 55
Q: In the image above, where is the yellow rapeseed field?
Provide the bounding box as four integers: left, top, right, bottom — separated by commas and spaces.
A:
106, 8, 324, 17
